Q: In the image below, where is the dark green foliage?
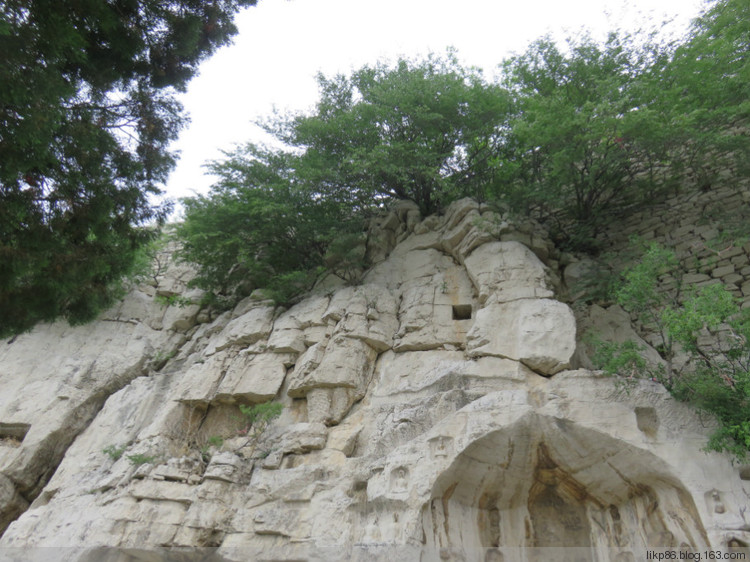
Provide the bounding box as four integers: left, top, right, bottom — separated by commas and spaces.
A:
653, 0, 750, 192
673, 370, 750, 459
491, 0, 750, 250
591, 339, 650, 379
615, 243, 680, 371
102, 444, 126, 461
127, 453, 156, 466
667, 289, 750, 459
237, 402, 283, 441
493, 32, 668, 248
177, 145, 358, 306
179, 54, 509, 304
278, 53, 510, 216
0, 0, 255, 337
324, 233, 367, 284
239, 402, 283, 428
207, 435, 224, 448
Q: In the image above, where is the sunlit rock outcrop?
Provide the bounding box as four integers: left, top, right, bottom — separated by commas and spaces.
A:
0, 198, 747, 560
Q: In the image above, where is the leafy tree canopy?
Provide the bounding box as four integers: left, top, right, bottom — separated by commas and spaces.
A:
495, 32, 663, 242
653, 0, 750, 188
180, 0, 750, 303
273, 52, 510, 216
177, 145, 363, 307
178, 53, 508, 305
490, 0, 749, 249
0, 0, 255, 337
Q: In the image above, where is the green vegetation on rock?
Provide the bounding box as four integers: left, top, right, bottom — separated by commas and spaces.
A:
594, 243, 750, 458
178, 0, 750, 306
3, 0, 749, 461
3, 0, 747, 333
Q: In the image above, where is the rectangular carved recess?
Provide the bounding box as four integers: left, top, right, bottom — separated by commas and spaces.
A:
452, 304, 473, 320
0, 422, 30, 447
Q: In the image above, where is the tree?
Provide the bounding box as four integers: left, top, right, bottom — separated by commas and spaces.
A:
177, 145, 360, 307
494, 32, 672, 249
177, 54, 509, 305
0, 0, 256, 337
648, 0, 750, 192
275, 53, 510, 216
492, 0, 750, 250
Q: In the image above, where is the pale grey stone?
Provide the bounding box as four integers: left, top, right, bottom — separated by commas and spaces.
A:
0, 200, 743, 556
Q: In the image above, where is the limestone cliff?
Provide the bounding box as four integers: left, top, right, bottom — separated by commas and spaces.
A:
0, 199, 748, 560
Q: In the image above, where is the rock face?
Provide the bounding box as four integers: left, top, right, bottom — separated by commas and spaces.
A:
0, 198, 748, 560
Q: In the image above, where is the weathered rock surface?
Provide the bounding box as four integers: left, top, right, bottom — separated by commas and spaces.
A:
0, 198, 747, 560
467, 298, 577, 375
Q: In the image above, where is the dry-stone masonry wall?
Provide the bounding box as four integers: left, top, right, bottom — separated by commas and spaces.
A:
566, 183, 750, 367
0, 198, 748, 561
598, 182, 750, 307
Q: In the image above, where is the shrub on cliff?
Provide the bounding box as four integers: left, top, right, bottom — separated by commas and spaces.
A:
176, 145, 360, 306
594, 243, 750, 459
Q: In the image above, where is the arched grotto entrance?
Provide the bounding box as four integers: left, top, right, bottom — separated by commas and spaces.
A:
421, 413, 708, 561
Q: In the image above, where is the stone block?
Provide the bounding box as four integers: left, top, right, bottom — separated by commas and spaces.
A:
464, 241, 552, 305
712, 265, 735, 278
695, 226, 719, 241
204, 451, 243, 483
671, 224, 694, 238
211, 304, 274, 352
277, 422, 328, 454
683, 273, 711, 284
175, 354, 226, 403
722, 273, 743, 286
288, 336, 376, 397
267, 327, 306, 354
718, 246, 745, 260
129, 480, 195, 505
392, 269, 476, 352
499, 231, 532, 247
466, 299, 576, 375
441, 210, 481, 257
252, 505, 309, 538
327, 424, 361, 457
217, 352, 292, 403
441, 198, 479, 232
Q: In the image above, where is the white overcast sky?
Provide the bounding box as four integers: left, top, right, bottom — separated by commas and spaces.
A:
164, 0, 707, 206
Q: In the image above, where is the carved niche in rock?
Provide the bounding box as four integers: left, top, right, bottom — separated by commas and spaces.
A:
421, 414, 708, 561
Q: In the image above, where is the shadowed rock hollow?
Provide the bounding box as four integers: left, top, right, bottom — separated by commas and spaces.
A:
0, 199, 748, 560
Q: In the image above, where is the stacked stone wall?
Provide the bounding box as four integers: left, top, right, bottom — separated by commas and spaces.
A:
597, 182, 750, 308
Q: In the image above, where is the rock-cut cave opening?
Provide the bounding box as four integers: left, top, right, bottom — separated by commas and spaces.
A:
421, 413, 708, 561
